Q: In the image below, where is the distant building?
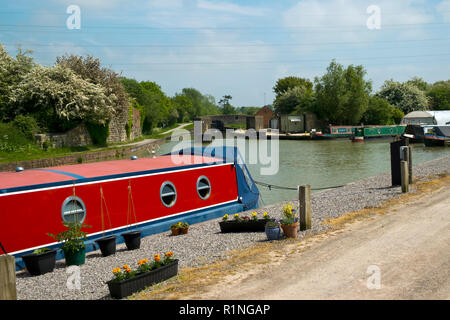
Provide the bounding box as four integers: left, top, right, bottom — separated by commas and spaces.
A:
255, 106, 274, 128
278, 112, 325, 133
401, 110, 450, 126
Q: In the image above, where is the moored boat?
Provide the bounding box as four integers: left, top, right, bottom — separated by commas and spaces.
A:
0, 147, 259, 268
423, 126, 450, 147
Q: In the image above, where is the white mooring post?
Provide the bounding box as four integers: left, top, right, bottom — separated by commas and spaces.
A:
299, 185, 311, 231
0, 255, 17, 300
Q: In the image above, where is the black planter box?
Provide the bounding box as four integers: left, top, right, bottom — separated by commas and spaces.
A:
107, 259, 179, 299
21, 249, 57, 276
219, 219, 275, 233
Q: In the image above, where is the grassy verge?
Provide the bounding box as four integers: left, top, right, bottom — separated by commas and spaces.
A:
0, 122, 193, 164
130, 173, 450, 300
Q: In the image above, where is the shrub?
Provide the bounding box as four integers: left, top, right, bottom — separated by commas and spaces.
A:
0, 122, 35, 152
86, 122, 109, 146
13, 115, 40, 140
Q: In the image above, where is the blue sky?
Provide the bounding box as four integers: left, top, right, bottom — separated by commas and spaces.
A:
1, 0, 450, 107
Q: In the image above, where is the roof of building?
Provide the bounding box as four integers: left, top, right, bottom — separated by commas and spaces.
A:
402, 110, 450, 125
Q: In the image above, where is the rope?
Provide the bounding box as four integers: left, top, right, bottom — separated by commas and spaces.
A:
253, 179, 347, 191
127, 180, 138, 231
100, 187, 113, 236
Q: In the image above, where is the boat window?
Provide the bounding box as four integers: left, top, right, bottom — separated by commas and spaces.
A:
61, 196, 86, 223
197, 176, 211, 200
160, 181, 177, 207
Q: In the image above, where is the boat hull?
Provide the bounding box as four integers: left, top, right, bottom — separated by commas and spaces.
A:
0, 148, 260, 269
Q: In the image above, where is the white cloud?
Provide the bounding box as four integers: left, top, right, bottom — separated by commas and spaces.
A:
437, 0, 450, 22
197, 0, 268, 16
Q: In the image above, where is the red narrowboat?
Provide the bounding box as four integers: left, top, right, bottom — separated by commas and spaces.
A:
0, 147, 260, 268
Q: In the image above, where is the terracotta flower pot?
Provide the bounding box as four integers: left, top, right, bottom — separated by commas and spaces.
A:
281, 222, 298, 238
171, 227, 180, 236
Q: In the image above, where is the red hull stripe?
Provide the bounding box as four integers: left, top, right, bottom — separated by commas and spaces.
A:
0, 161, 229, 195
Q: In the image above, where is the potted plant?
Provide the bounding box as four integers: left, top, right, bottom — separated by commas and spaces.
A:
21, 248, 57, 276
107, 251, 178, 299
95, 187, 117, 257
170, 222, 181, 236
280, 203, 298, 238
95, 234, 117, 257
170, 222, 189, 236
121, 182, 142, 250
179, 222, 189, 234
219, 212, 275, 233
48, 222, 91, 266
265, 221, 281, 241
121, 230, 142, 251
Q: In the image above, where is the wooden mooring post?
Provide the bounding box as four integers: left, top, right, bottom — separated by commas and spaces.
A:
298, 185, 311, 231
0, 255, 17, 300
401, 161, 409, 193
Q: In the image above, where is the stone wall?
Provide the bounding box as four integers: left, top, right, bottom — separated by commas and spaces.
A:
130, 108, 141, 141
107, 107, 129, 144
35, 124, 93, 148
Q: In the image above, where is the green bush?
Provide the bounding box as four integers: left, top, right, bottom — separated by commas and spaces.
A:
86, 122, 109, 146
13, 115, 40, 140
0, 122, 35, 152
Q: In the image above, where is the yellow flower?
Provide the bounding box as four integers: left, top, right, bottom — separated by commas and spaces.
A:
125, 268, 132, 273
154, 254, 161, 262
122, 264, 129, 269
112, 267, 121, 274
234, 213, 239, 217
251, 212, 257, 216
263, 212, 268, 217
223, 214, 228, 219
165, 251, 173, 257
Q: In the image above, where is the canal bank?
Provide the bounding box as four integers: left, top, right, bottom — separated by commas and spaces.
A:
14, 153, 450, 300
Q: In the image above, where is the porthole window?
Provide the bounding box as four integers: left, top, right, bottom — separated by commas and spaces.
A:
160, 181, 177, 207
197, 176, 211, 200
61, 196, 86, 223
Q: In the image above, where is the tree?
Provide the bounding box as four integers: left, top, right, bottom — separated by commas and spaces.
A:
171, 94, 193, 122
274, 85, 314, 115
376, 79, 429, 114
0, 44, 35, 121
273, 76, 313, 99
361, 96, 404, 125
406, 76, 430, 92
219, 95, 235, 115
56, 54, 128, 117
10, 64, 115, 132
427, 82, 450, 110
314, 60, 372, 125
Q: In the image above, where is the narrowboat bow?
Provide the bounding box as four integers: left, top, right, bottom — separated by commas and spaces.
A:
0, 147, 260, 269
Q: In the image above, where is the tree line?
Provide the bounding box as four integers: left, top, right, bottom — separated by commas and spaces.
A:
273, 60, 450, 126
0, 44, 238, 146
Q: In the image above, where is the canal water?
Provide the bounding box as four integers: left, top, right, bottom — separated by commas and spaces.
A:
150, 138, 450, 206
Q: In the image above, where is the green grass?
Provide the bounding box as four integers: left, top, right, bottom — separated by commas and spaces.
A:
225, 123, 246, 129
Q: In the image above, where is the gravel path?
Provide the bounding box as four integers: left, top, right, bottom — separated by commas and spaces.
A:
15, 154, 450, 300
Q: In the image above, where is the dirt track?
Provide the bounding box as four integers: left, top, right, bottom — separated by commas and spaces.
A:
196, 180, 450, 300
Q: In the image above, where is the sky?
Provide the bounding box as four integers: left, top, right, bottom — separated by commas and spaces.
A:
1, 0, 450, 107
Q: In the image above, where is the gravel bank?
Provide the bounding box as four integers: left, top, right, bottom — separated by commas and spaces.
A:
15, 154, 450, 300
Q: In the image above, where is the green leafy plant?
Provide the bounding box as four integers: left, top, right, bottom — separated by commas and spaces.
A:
265, 221, 280, 229
32, 248, 51, 254
281, 203, 297, 225
47, 222, 91, 254
181, 222, 189, 229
